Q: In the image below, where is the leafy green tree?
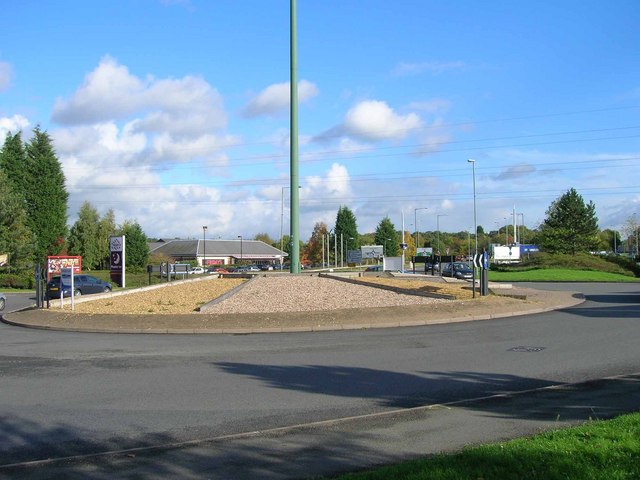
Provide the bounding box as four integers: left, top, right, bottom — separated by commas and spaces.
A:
24, 127, 69, 263
334, 206, 359, 250
254, 232, 275, 245
0, 131, 27, 197
0, 170, 35, 271
68, 202, 101, 269
304, 222, 328, 266
539, 188, 599, 254
118, 220, 149, 270
374, 216, 398, 256
98, 209, 117, 269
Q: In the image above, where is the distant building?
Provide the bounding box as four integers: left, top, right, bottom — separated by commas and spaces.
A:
149, 239, 287, 267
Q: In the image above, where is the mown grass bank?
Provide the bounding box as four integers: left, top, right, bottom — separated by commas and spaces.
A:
332, 412, 640, 480
488, 253, 639, 282
488, 269, 640, 282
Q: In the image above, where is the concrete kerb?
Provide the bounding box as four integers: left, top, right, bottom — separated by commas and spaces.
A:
1, 275, 587, 335
319, 273, 456, 300
46, 274, 227, 308
198, 275, 259, 312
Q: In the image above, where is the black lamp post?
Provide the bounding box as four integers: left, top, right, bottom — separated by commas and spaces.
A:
202, 226, 207, 267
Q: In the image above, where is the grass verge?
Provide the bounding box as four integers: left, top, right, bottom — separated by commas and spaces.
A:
488, 269, 640, 282
332, 412, 640, 480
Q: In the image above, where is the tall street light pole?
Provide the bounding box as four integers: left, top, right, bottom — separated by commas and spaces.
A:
289, 0, 301, 274
468, 159, 478, 298
467, 159, 477, 257
202, 226, 207, 267
414, 207, 428, 252
238, 235, 243, 263
280, 186, 289, 255
437, 214, 447, 272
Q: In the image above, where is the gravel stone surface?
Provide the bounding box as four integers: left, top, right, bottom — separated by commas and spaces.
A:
211, 275, 448, 314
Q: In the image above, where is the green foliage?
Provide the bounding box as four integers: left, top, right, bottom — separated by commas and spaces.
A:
602, 254, 640, 277
117, 220, 150, 269
374, 216, 398, 256
68, 202, 101, 269
336, 412, 640, 479
97, 209, 117, 269
0, 131, 27, 196
0, 273, 35, 289
23, 127, 69, 263
254, 232, 274, 244
490, 252, 636, 277
0, 170, 35, 271
539, 188, 599, 254
335, 206, 359, 249
304, 222, 328, 265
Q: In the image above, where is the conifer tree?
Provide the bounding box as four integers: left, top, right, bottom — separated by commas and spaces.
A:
335, 206, 360, 250
24, 127, 69, 263
374, 216, 398, 256
68, 202, 101, 269
0, 170, 35, 271
118, 220, 150, 270
539, 188, 599, 254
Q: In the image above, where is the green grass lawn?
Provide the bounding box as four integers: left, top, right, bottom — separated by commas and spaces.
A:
488, 268, 640, 283
332, 412, 640, 480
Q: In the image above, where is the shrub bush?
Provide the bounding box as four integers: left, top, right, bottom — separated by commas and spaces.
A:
0, 273, 35, 289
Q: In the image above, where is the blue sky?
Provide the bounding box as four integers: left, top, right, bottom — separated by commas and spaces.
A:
1, 0, 639, 242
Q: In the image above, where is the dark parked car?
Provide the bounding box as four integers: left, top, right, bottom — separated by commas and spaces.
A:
46, 275, 112, 300
0, 292, 5, 311
364, 265, 383, 272
441, 262, 474, 280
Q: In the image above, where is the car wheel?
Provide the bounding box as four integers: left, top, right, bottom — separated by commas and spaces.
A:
0, 297, 5, 310
103, 286, 112, 293
74, 289, 82, 296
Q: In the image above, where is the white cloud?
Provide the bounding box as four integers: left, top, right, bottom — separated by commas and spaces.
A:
392, 61, 465, 77
0, 61, 12, 92
315, 100, 422, 143
52, 56, 227, 138
243, 80, 319, 118
0, 114, 30, 141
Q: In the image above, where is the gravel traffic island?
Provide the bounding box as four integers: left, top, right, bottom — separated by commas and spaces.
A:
2, 275, 584, 334
205, 276, 449, 314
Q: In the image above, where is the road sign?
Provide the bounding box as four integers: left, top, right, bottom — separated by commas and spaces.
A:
473, 253, 485, 269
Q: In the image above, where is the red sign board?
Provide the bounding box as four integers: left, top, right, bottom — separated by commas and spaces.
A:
47, 256, 82, 281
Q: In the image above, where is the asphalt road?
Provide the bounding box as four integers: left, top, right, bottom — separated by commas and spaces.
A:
0, 282, 639, 479
1, 292, 36, 313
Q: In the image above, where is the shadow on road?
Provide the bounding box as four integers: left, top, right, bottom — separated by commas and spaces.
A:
2, 372, 639, 479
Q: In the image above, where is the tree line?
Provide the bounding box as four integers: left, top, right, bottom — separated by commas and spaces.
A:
265, 189, 639, 265
2, 128, 637, 280
0, 128, 149, 279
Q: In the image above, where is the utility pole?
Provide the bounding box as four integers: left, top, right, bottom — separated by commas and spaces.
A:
289, 0, 300, 274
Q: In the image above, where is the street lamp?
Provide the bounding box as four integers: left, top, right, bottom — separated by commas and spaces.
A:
467, 159, 478, 259
504, 217, 509, 245
238, 235, 243, 263
202, 226, 207, 267
436, 214, 447, 271
414, 207, 428, 252
517, 213, 525, 245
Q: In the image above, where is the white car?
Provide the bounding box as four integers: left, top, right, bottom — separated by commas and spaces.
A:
189, 267, 205, 275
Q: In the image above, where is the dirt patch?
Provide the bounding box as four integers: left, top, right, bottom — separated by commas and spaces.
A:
354, 277, 474, 299
72, 278, 246, 315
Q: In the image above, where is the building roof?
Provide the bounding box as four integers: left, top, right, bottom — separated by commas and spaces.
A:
149, 239, 286, 259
